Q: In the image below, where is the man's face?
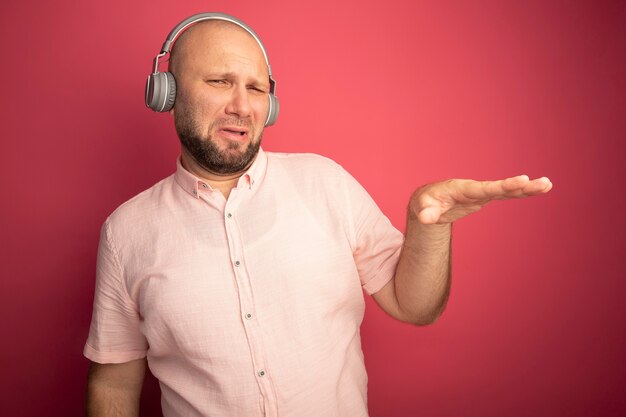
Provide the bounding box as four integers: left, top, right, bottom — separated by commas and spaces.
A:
170, 23, 270, 175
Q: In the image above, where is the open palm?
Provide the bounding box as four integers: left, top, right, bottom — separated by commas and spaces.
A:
413, 175, 553, 224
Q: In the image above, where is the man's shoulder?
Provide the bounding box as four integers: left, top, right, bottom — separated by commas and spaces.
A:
106, 174, 176, 227
265, 151, 347, 176
262, 151, 368, 200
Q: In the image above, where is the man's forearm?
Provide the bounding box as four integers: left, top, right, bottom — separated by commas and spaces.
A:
86, 384, 141, 417
393, 208, 452, 325
85, 360, 146, 417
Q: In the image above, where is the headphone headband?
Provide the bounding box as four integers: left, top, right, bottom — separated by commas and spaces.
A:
159, 13, 272, 77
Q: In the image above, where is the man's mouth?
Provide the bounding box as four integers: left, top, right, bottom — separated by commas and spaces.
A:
218, 126, 249, 140
223, 129, 246, 136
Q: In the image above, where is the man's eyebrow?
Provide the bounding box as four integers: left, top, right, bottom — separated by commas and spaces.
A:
204, 71, 236, 79
205, 72, 269, 86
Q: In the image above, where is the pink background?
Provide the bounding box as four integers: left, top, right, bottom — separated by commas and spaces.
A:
1, 0, 624, 415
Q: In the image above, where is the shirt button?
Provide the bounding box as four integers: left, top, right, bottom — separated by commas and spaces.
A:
227, 213, 233, 218
245, 313, 252, 320
235, 261, 241, 267
258, 370, 266, 377
201, 183, 208, 189
192, 189, 197, 195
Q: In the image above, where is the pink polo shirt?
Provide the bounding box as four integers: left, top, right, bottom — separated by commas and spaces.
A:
84, 149, 403, 417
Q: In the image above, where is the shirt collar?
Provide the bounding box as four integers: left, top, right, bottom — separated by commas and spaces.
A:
174, 147, 268, 199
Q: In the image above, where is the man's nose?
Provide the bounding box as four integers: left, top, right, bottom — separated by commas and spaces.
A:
225, 85, 252, 118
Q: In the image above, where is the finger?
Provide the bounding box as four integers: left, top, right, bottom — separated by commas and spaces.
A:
460, 175, 528, 200
521, 177, 552, 195
544, 180, 553, 192
485, 175, 552, 199
486, 178, 550, 200
501, 175, 530, 192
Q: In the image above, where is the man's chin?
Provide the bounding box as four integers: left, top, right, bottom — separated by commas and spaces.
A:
204, 142, 260, 174
179, 128, 262, 175
221, 140, 249, 152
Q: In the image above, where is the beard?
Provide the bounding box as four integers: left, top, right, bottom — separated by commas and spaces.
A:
175, 111, 263, 175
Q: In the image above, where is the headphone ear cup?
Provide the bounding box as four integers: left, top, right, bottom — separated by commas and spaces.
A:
162, 72, 176, 112
146, 72, 177, 112
145, 74, 157, 110
265, 94, 280, 126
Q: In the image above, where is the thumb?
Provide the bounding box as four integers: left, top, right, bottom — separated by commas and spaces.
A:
418, 206, 440, 224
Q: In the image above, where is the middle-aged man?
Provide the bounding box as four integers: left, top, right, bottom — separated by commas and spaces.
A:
84, 13, 553, 417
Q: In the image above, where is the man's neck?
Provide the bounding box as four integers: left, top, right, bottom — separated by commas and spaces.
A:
180, 151, 245, 200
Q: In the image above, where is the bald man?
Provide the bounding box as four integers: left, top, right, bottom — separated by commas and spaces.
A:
85, 15, 552, 417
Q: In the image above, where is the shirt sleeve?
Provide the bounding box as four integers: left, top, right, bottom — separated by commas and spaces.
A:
83, 219, 148, 363
339, 168, 405, 295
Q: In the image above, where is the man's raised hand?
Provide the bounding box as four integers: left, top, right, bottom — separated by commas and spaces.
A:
412, 175, 553, 225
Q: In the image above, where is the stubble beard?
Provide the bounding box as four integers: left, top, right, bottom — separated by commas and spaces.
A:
175, 110, 263, 175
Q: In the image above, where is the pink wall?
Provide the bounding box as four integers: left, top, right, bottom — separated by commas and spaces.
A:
1, 0, 624, 415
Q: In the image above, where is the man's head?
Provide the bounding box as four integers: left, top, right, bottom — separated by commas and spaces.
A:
168, 20, 271, 175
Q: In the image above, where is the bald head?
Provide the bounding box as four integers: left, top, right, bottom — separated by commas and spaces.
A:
168, 20, 267, 80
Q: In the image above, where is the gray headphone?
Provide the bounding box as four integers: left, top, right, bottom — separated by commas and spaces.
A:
145, 12, 280, 127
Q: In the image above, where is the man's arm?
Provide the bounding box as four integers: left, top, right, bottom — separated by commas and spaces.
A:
86, 358, 147, 417
373, 175, 552, 325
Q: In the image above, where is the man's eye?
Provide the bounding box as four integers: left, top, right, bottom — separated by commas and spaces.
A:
208, 80, 226, 85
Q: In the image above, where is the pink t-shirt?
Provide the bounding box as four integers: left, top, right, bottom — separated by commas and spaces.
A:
84, 149, 403, 416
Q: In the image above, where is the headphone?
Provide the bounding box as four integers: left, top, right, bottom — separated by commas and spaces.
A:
145, 12, 279, 127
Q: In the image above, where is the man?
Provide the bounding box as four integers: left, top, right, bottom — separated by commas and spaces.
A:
84, 14, 552, 417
